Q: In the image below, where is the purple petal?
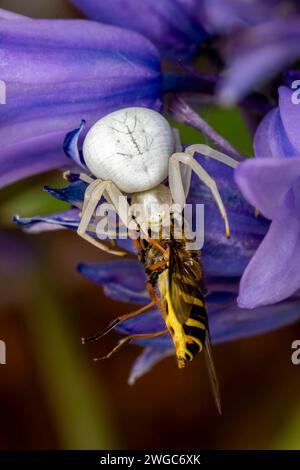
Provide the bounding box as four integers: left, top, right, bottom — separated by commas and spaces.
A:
234, 157, 300, 220
128, 347, 174, 385
0, 18, 161, 187
0, 130, 71, 188
14, 205, 135, 253
202, 0, 280, 32
205, 278, 238, 305
210, 292, 300, 343
253, 108, 277, 159
279, 86, 300, 155
189, 155, 269, 277
238, 211, 300, 308
44, 180, 87, 208
78, 260, 149, 304
254, 107, 298, 159
13, 209, 80, 233
63, 120, 88, 170
77, 261, 238, 311
117, 308, 166, 337
70, 0, 207, 59
218, 17, 300, 105
0, 8, 28, 20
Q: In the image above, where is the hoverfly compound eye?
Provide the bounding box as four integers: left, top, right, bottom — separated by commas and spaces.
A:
82, 107, 175, 193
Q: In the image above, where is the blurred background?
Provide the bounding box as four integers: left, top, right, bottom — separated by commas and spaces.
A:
0, 0, 300, 451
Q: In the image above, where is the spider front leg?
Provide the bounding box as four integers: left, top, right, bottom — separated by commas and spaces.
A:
63, 171, 115, 208
63, 170, 95, 185
172, 127, 192, 197
184, 144, 239, 169
78, 179, 127, 256
169, 152, 231, 238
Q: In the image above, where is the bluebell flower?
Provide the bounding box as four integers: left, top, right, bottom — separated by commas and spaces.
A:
69, 0, 208, 60
68, 0, 300, 108
8, 2, 300, 382
0, 11, 161, 188
235, 86, 300, 308
189, 1, 300, 106
201, 0, 293, 32
217, 10, 300, 105
16, 152, 300, 382
0, 8, 239, 189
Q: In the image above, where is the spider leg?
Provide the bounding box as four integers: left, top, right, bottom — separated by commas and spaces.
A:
102, 181, 131, 228
104, 180, 151, 240
185, 144, 239, 169
63, 171, 115, 207
63, 170, 95, 184
78, 179, 126, 256
168, 152, 186, 208
169, 152, 230, 238
172, 128, 192, 196
173, 127, 182, 152
93, 329, 168, 361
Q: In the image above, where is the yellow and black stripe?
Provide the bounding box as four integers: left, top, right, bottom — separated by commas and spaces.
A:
161, 271, 208, 368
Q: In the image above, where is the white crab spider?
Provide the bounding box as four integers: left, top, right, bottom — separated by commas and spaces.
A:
76, 107, 238, 256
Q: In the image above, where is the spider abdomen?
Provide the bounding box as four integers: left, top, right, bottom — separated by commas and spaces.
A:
83, 107, 175, 193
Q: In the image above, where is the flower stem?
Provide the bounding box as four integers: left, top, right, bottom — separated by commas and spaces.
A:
168, 95, 246, 160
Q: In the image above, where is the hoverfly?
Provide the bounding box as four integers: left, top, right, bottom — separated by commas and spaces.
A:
82, 221, 221, 414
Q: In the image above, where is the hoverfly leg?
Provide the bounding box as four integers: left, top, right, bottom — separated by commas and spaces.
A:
146, 281, 165, 316
93, 330, 168, 362
94, 336, 131, 361
81, 301, 155, 344
146, 238, 169, 259
148, 260, 167, 272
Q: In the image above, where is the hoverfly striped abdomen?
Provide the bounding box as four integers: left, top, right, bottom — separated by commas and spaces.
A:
182, 303, 208, 365
159, 250, 209, 369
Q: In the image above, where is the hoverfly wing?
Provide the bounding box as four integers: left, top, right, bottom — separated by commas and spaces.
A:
204, 333, 221, 415
168, 245, 205, 324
